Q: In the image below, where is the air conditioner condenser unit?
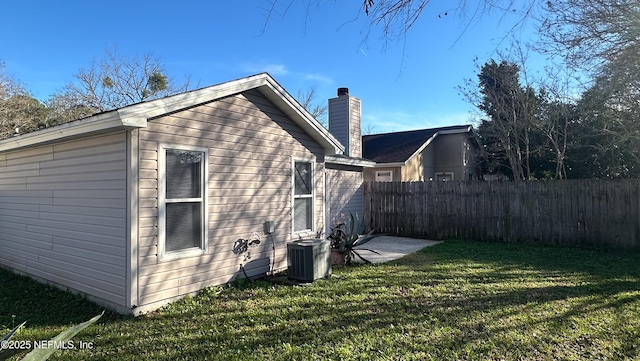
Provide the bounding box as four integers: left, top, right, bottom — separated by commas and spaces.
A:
287, 239, 331, 282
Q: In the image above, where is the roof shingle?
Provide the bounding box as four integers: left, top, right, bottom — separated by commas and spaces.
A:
362, 125, 471, 163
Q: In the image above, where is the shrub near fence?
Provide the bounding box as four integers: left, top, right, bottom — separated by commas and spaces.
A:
364, 179, 640, 250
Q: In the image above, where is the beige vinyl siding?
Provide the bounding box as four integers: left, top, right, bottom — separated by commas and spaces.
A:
0, 132, 127, 306
137, 89, 325, 307
326, 167, 364, 226
404, 152, 425, 181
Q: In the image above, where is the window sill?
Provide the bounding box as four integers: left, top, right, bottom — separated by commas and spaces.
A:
159, 248, 206, 262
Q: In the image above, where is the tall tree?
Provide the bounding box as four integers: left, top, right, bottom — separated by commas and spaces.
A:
45, 93, 96, 125
538, 0, 640, 74
52, 48, 190, 114
566, 70, 640, 178
541, 1, 640, 178
535, 87, 576, 179
475, 59, 539, 181
0, 62, 49, 139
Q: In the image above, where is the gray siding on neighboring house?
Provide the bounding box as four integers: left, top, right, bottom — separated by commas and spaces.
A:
326, 166, 364, 228
137, 89, 326, 308
0, 132, 128, 306
432, 133, 468, 180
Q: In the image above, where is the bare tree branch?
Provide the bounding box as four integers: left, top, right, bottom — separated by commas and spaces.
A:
53, 47, 190, 114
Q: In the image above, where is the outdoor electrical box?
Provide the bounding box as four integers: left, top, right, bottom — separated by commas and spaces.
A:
287, 239, 331, 282
264, 221, 275, 234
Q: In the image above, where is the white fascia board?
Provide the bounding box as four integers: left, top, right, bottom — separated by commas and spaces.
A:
119, 74, 271, 125
404, 125, 473, 165
0, 74, 270, 153
325, 155, 376, 167
0, 111, 127, 153
405, 133, 438, 166
119, 72, 345, 155
0, 73, 347, 155
259, 76, 345, 155
437, 125, 472, 135
371, 162, 405, 168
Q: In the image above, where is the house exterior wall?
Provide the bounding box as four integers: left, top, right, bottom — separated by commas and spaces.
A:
403, 152, 425, 181
363, 166, 402, 182
421, 143, 436, 180
463, 136, 481, 180
136, 89, 326, 310
326, 165, 364, 229
431, 133, 469, 181
0, 132, 128, 307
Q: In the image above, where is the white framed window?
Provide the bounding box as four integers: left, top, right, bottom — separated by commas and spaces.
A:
375, 170, 393, 182
293, 160, 314, 233
435, 172, 454, 182
158, 145, 208, 260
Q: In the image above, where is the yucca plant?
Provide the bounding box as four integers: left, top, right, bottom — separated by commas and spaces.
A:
1, 311, 103, 361
328, 211, 382, 265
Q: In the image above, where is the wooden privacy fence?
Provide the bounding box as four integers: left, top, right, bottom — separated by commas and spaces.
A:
364, 179, 640, 250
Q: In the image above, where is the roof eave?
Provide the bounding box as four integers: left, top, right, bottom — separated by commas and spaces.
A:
0, 111, 134, 153
0, 73, 346, 155
325, 155, 376, 167
371, 162, 406, 168
257, 76, 344, 155
404, 125, 473, 164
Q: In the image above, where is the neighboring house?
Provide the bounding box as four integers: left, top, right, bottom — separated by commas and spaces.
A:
0, 73, 370, 314
362, 125, 481, 182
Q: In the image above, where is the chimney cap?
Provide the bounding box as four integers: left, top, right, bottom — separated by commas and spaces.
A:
337, 87, 349, 96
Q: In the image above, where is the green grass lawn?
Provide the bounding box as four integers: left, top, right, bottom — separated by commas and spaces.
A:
2, 240, 639, 360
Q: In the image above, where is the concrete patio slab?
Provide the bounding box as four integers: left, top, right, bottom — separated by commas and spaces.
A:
353, 236, 442, 264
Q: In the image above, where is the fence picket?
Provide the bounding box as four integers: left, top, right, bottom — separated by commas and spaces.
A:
364, 179, 640, 250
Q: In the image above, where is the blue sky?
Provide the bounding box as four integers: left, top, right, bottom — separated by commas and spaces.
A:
1, 1, 544, 133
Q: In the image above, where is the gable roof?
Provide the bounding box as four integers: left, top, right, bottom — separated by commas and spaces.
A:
362, 125, 473, 164
0, 73, 344, 155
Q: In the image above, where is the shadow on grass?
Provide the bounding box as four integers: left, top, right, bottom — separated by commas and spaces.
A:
135, 240, 640, 358
0, 268, 124, 329
2, 240, 639, 360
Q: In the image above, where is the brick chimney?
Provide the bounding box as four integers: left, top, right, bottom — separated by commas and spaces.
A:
328, 88, 362, 158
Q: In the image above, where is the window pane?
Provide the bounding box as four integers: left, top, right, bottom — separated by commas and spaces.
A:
166, 150, 202, 199
166, 202, 202, 252
294, 162, 311, 195
294, 198, 312, 232
377, 171, 392, 182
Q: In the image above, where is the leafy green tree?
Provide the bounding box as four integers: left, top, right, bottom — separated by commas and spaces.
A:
45, 93, 96, 125
0, 62, 51, 139
475, 59, 539, 181
566, 74, 640, 178
538, 0, 640, 177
